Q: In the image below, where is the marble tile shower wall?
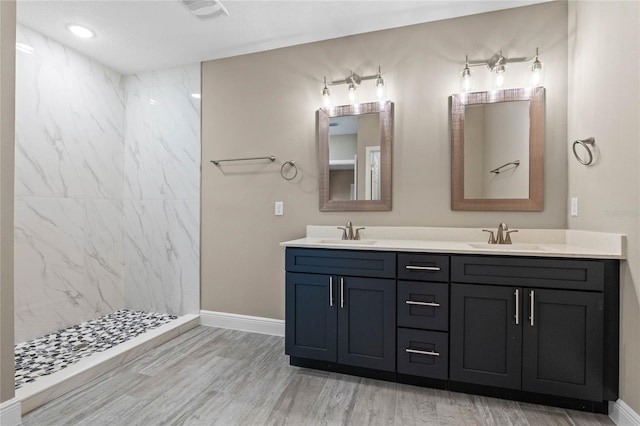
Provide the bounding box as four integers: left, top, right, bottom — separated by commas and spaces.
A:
123, 67, 200, 316
14, 25, 200, 343
15, 25, 126, 343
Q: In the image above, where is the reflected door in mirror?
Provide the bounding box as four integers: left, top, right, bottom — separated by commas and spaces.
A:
328, 114, 381, 201
319, 101, 393, 212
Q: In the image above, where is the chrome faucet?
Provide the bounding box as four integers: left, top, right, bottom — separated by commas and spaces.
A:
337, 221, 365, 240
483, 223, 518, 244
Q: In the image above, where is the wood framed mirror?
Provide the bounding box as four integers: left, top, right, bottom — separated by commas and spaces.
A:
451, 87, 544, 211
318, 101, 393, 211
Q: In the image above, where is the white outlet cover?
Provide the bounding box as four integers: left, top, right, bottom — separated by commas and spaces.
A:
571, 197, 578, 217
275, 201, 284, 216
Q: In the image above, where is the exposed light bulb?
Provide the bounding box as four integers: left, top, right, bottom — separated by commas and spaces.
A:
461, 56, 472, 93
530, 48, 544, 86
494, 63, 506, 89
375, 66, 385, 100
347, 82, 357, 105
321, 77, 331, 108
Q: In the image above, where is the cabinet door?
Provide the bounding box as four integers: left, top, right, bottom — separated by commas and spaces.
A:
285, 272, 337, 361
338, 276, 395, 371
522, 288, 604, 401
450, 283, 522, 389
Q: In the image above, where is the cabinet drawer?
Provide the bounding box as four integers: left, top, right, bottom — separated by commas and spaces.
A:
286, 248, 396, 278
451, 256, 605, 291
398, 254, 449, 282
397, 281, 448, 331
397, 328, 448, 380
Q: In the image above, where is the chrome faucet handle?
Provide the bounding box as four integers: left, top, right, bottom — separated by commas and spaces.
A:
337, 227, 348, 240
482, 229, 497, 244
505, 229, 519, 244
354, 227, 365, 240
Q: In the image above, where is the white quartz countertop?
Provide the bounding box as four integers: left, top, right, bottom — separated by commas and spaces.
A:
280, 226, 626, 259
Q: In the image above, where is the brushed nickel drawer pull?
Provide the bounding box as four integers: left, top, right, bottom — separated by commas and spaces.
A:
405, 300, 440, 307
529, 290, 535, 326
406, 348, 440, 357
405, 265, 441, 271
514, 289, 519, 325
329, 277, 333, 307
340, 277, 344, 309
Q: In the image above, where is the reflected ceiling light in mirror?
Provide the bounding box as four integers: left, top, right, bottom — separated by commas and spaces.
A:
459, 48, 542, 93
67, 24, 95, 39
191, 93, 201, 99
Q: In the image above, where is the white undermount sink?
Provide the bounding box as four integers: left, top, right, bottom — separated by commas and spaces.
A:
468, 243, 546, 251
316, 239, 378, 246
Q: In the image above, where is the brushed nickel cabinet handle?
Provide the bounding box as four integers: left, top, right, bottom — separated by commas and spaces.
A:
529, 290, 535, 327
405, 265, 441, 271
406, 348, 440, 357
514, 289, 519, 325
329, 277, 333, 307
405, 300, 440, 307
340, 277, 344, 309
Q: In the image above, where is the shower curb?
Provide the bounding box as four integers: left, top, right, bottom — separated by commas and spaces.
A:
16, 314, 199, 415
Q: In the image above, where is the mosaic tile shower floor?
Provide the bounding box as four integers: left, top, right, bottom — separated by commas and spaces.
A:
15, 309, 177, 389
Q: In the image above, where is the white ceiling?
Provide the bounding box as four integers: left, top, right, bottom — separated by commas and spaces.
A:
17, 0, 549, 75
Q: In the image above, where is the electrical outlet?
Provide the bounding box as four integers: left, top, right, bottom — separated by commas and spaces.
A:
275, 201, 284, 216
571, 197, 578, 217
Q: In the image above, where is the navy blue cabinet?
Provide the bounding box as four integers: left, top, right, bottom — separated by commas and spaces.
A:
450, 283, 522, 389
285, 247, 619, 412
450, 255, 618, 404
285, 248, 396, 372
285, 272, 336, 361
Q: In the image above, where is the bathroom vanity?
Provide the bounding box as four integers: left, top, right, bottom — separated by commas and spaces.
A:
281, 227, 625, 413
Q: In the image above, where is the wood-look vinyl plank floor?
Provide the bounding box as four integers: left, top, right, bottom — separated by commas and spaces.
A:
21, 326, 615, 426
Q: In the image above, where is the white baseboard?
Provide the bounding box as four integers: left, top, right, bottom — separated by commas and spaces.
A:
200, 310, 285, 336
610, 399, 640, 426
0, 398, 21, 426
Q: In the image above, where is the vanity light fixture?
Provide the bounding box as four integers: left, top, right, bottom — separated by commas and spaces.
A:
321, 66, 386, 108
67, 24, 95, 39
460, 48, 543, 92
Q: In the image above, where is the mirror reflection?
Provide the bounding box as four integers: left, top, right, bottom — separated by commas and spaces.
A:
329, 114, 381, 201
450, 87, 544, 211
318, 101, 393, 212
463, 100, 530, 199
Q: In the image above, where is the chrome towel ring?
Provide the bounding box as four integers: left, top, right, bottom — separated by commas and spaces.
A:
280, 160, 298, 181
572, 137, 595, 165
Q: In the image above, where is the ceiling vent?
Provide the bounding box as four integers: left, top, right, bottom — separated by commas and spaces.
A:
180, 0, 229, 19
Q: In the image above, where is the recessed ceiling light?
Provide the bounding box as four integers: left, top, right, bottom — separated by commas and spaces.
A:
66, 24, 95, 39
16, 42, 35, 54
191, 93, 201, 99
